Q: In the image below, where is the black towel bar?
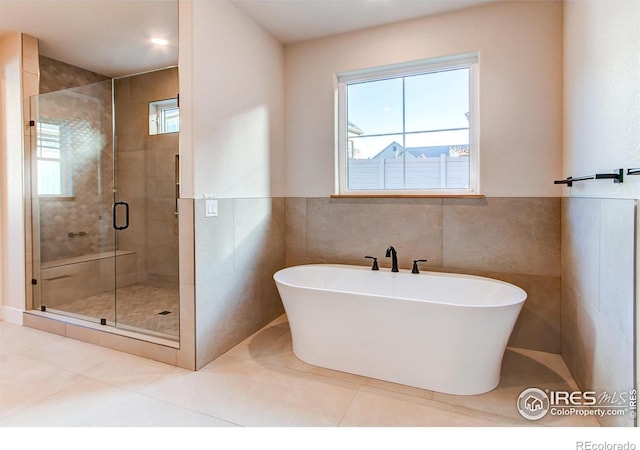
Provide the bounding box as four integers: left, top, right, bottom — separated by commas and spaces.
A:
554, 169, 623, 187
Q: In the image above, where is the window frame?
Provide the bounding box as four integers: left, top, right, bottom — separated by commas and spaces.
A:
335, 53, 480, 196
149, 98, 180, 135
36, 120, 70, 197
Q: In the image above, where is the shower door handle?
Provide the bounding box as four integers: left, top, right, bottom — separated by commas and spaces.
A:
113, 201, 129, 230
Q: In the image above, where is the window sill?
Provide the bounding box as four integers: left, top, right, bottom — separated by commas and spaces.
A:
331, 193, 485, 199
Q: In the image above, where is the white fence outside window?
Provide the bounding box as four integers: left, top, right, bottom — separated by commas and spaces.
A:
348, 155, 469, 190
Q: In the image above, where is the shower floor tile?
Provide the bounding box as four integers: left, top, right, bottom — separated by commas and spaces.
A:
51, 284, 179, 338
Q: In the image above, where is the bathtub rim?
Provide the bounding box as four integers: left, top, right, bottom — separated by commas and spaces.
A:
274, 263, 527, 309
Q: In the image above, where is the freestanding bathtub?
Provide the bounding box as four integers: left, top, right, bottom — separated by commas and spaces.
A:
273, 264, 527, 395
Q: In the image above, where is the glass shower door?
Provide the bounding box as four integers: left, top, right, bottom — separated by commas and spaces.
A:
30, 80, 117, 326
111, 70, 180, 341
30, 71, 180, 342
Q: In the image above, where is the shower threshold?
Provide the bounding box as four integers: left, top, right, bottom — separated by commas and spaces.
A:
37, 284, 179, 343
24, 309, 180, 349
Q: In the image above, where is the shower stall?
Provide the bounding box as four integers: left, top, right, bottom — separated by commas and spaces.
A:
28, 68, 180, 342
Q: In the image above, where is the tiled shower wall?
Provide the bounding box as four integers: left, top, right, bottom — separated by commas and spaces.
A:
285, 197, 562, 353
561, 197, 635, 427
36, 58, 114, 263
114, 68, 179, 287
39, 56, 110, 95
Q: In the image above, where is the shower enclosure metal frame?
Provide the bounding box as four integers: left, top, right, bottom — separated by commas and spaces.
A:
26, 75, 180, 342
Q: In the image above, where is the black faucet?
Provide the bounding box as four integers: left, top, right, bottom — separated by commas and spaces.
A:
365, 256, 379, 270
385, 246, 399, 272
412, 259, 428, 274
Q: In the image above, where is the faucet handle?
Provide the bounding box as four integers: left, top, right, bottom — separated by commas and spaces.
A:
412, 259, 428, 274
365, 256, 379, 271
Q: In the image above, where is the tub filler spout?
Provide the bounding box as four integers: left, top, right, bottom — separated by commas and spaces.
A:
385, 246, 398, 272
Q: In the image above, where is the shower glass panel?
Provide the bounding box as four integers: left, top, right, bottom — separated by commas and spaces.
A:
112, 68, 180, 340
30, 68, 180, 341
30, 80, 116, 326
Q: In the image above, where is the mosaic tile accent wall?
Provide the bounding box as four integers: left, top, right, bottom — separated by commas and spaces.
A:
36, 79, 114, 263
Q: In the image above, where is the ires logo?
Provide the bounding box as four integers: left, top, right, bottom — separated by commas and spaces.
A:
549, 390, 598, 406
517, 388, 636, 421
517, 388, 549, 420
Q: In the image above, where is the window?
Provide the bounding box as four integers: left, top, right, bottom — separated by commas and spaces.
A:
149, 98, 180, 135
36, 122, 63, 196
336, 53, 478, 195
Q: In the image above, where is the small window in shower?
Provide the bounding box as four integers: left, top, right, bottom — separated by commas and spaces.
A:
149, 98, 179, 135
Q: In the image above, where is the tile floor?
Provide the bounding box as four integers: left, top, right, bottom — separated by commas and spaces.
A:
49, 284, 179, 338
0, 314, 601, 429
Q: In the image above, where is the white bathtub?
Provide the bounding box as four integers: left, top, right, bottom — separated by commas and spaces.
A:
274, 264, 527, 395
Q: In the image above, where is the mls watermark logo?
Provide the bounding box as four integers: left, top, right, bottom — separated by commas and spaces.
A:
517, 387, 550, 420
517, 387, 637, 421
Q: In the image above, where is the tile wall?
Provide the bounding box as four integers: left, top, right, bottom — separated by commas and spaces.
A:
561, 197, 635, 427
193, 197, 285, 369
285, 197, 562, 353
36, 58, 114, 263
39, 56, 109, 95
114, 68, 180, 287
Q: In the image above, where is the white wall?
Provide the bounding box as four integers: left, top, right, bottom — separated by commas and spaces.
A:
178, 0, 287, 369
564, 0, 640, 198
0, 32, 26, 323
284, 1, 564, 197
180, 0, 285, 199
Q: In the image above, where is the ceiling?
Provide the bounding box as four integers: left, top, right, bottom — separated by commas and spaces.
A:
0, 0, 179, 78
0, 0, 495, 78
231, 0, 497, 44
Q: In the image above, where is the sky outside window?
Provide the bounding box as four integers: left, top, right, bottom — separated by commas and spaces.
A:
347, 67, 470, 159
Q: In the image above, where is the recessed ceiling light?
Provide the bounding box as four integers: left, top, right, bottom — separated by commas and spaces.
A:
151, 38, 169, 46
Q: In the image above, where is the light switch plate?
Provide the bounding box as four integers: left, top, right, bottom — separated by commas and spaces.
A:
205, 199, 218, 217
